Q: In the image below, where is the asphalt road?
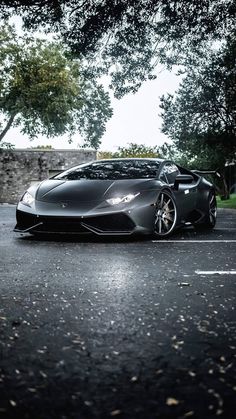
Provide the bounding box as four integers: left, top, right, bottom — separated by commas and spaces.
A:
0, 206, 236, 419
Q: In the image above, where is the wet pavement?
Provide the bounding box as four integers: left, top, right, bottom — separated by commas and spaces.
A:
0, 206, 236, 419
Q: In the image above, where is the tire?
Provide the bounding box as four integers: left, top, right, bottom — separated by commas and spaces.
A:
205, 191, 217, 228
196, 191, 217, 230
153, 191, 177, 237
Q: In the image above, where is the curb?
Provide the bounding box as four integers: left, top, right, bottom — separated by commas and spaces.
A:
0, 203, 16, 207
218, 207, 236, 212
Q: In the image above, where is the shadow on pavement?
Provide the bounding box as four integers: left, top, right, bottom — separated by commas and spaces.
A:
14, 225, 227, 244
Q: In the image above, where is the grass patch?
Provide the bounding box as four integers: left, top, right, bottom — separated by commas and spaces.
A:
217, 194, 236, 209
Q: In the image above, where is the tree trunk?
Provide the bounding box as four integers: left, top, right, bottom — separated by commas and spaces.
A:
0, 114, 16, 142
220, 174, 230, 200
213, 167, 230, 200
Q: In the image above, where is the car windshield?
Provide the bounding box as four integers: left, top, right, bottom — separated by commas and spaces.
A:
54, 160, 160, 180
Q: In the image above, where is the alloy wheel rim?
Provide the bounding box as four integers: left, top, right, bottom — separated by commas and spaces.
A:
154, 192, 177, 236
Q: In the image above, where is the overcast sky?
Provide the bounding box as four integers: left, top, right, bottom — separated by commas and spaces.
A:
4, 17, 181, 151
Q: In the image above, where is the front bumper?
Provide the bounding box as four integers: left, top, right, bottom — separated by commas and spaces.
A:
14, 210, 140, 235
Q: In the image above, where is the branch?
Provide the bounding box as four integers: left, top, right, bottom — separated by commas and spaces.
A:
0, 113, 16, 142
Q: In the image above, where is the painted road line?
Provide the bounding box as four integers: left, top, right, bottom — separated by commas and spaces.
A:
195, 270, 236, 275
152, 240, 236, 243
215, 228, 236, 230
217, 229, 236, 231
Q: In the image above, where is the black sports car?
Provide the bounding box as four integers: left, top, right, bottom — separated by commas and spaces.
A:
14, 158, 217, 237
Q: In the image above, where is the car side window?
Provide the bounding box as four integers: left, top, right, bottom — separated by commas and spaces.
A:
159, 163, 180, 185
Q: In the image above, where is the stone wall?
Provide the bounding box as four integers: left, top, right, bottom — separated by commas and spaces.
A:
0, 149, 97, 204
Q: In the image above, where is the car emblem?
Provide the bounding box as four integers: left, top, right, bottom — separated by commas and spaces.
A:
61, 202, 68, 208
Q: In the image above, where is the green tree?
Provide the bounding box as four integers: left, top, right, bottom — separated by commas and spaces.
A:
31, 145, 54, 149
97, 150, 114, 160
1, 1, 235, 97
159, 142, 228, 197
0, 23, 112, 148
160, 40, 236, 198
98, 143, 160, 159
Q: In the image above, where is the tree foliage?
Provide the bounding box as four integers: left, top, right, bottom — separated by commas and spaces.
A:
160, 40, 236, 197
0, 23, 112, 148
98, 143, 160, 159
1, 1, 235, 97
31, 145, 54, 149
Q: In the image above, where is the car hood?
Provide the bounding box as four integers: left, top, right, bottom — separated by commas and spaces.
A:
36, 178, 155, 203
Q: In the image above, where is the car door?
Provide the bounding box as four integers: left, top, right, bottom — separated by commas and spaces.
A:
159, 162, 198, 217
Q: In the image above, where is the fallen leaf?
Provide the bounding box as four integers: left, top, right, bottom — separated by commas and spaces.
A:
184, 411, 194, 417
110, 409, 122, 416
178, 282, 190, 287
166, 397, 180, 406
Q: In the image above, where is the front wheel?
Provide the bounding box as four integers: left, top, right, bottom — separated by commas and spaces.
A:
153, 191, 177, 237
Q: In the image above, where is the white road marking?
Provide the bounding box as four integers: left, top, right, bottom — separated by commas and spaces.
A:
195, 270, 236, 275
215, 227, 236, 229
152, 240, 236, 243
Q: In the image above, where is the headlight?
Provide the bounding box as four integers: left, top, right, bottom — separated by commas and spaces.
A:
106, 193, 140, 206
21, 191, 35, 207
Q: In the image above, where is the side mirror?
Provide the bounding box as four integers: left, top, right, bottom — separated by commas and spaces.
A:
174, 174, 194, 190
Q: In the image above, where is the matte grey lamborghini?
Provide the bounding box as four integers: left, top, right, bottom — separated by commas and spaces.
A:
14, 158, 217, 237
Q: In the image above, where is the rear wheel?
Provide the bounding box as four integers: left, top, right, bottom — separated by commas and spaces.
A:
196, 191, 217, 230
205, 191, 217, 228
153, 191, 177, 237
